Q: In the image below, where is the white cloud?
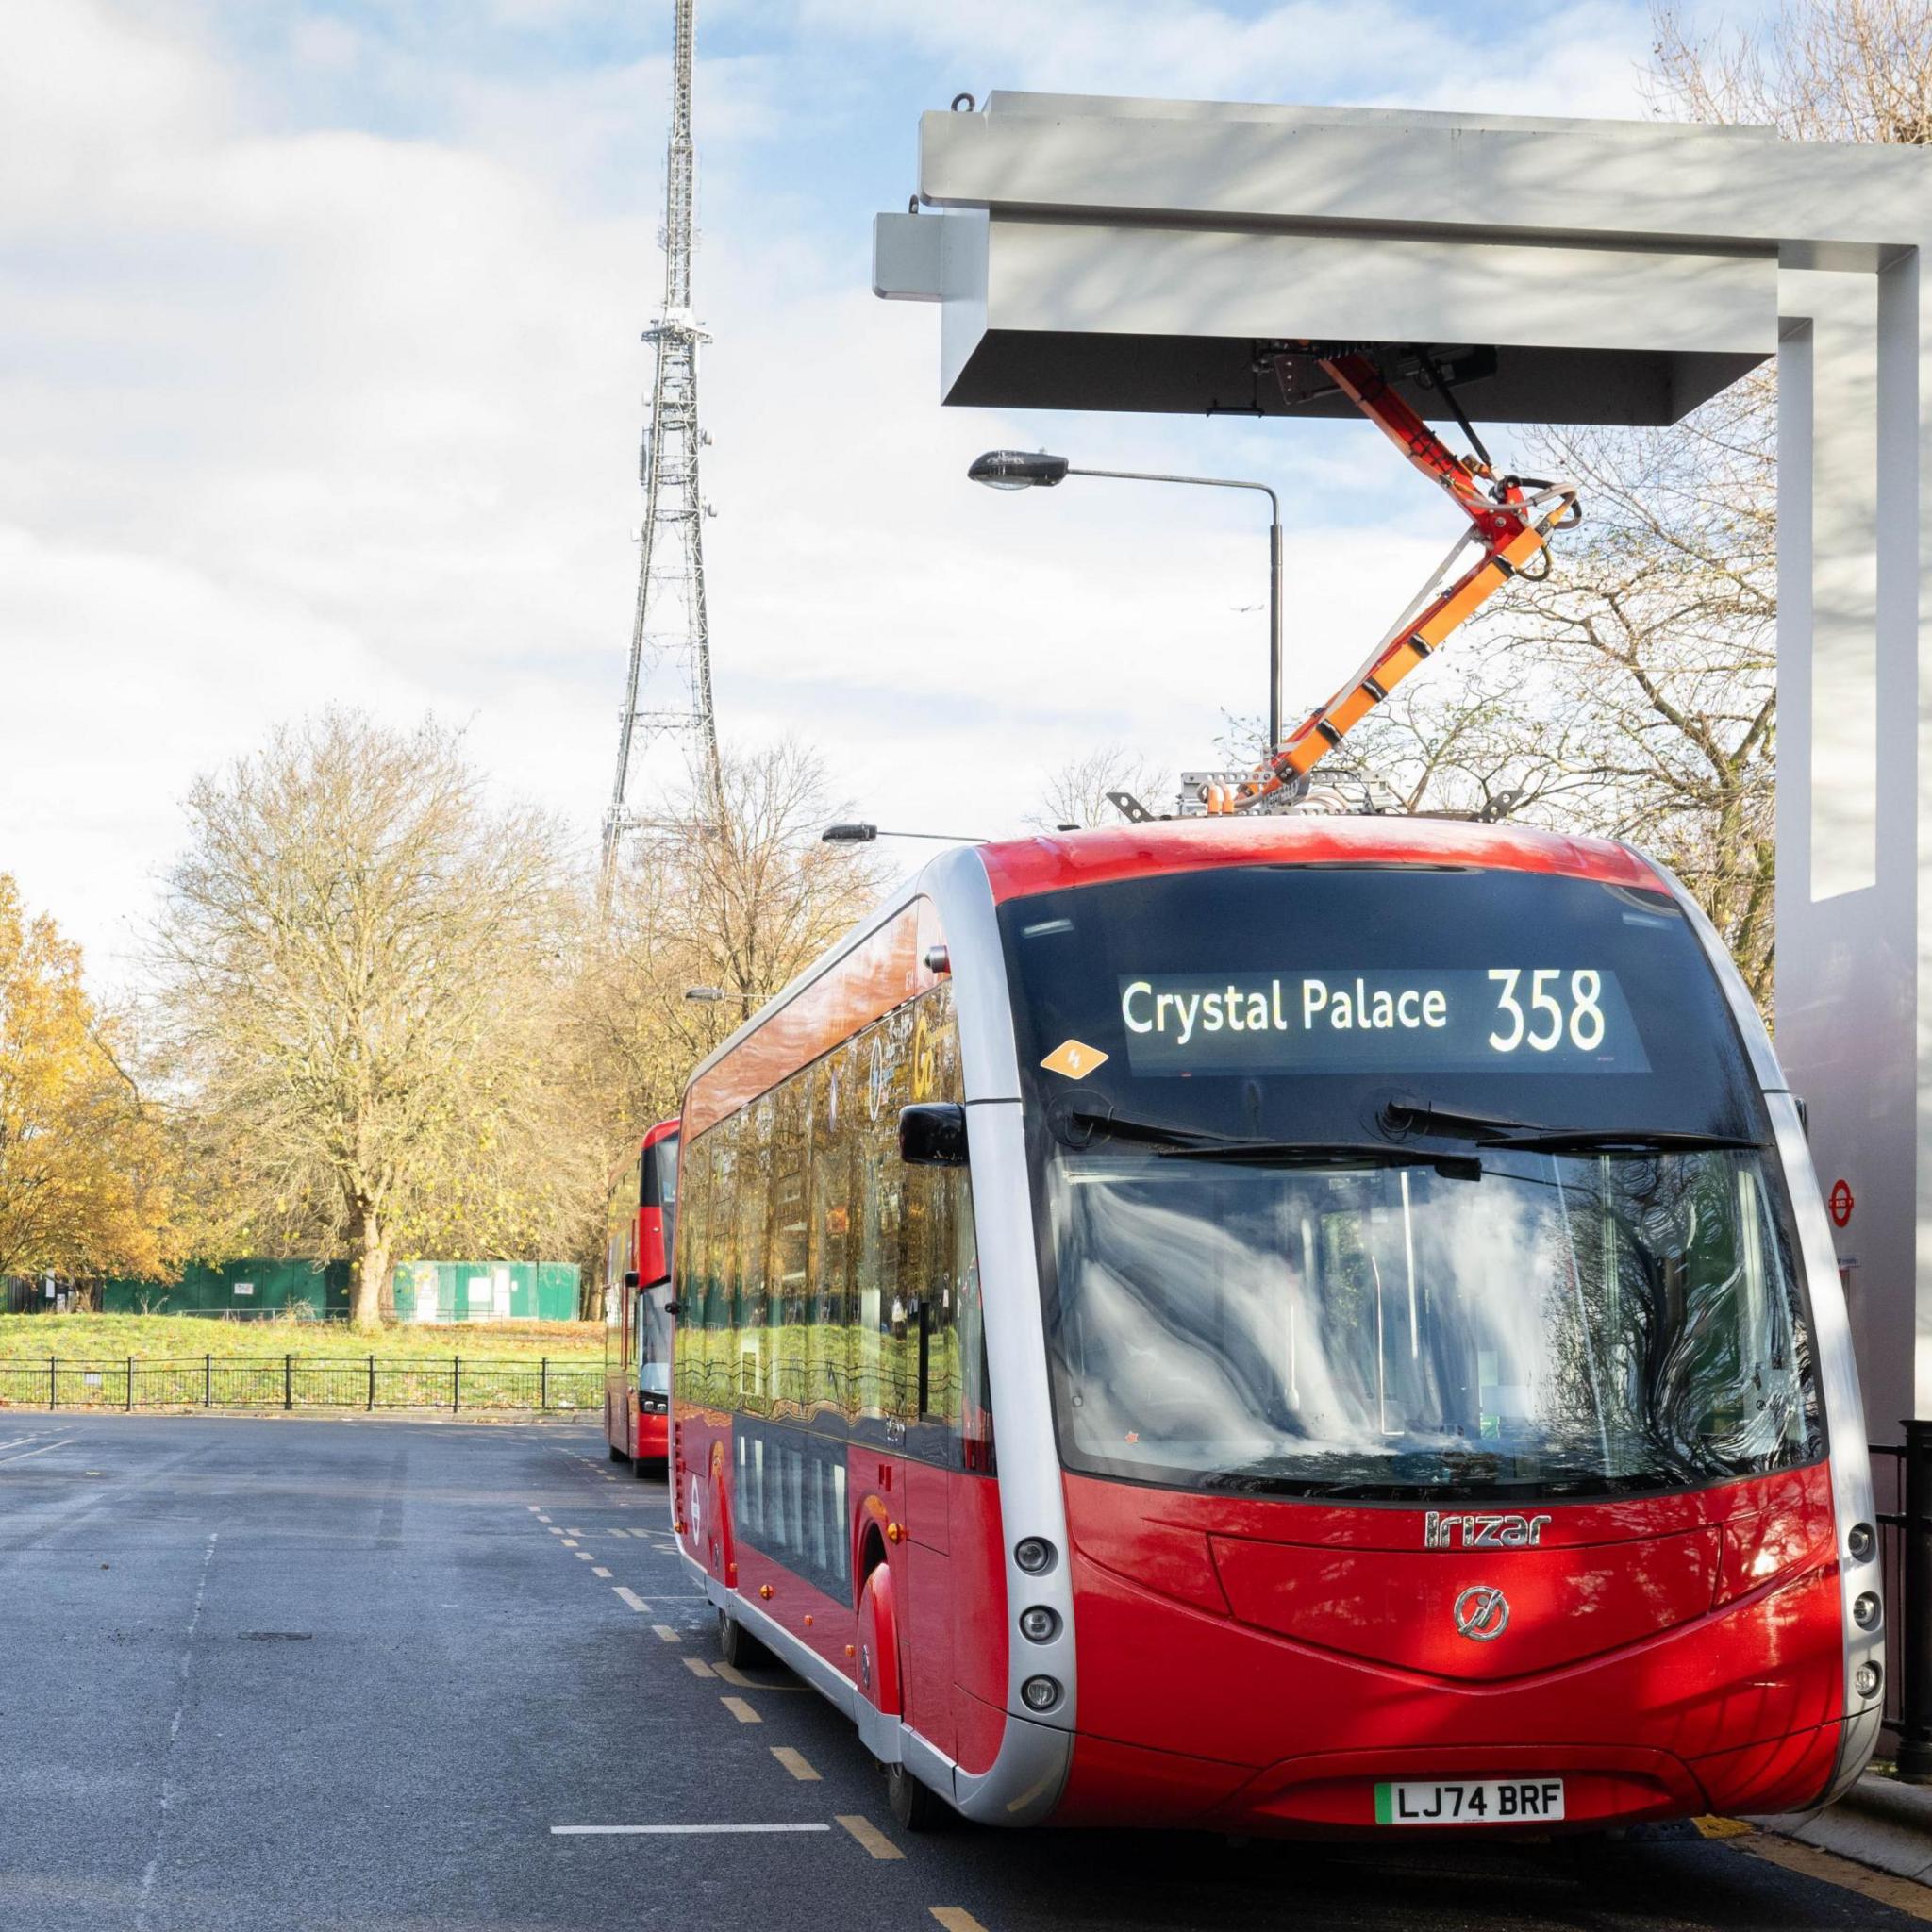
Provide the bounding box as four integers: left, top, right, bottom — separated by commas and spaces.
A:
1, 0, 1643, 979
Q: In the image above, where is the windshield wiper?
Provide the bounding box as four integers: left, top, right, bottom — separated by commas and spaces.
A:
1052, 1104, 1478, 1177
1378, 1096, 1758, 1156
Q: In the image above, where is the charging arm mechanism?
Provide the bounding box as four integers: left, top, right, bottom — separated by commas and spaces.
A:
1222, 349, 1579, 812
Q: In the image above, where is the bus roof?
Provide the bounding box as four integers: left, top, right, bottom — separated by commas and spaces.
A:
975, 815, 1664, 905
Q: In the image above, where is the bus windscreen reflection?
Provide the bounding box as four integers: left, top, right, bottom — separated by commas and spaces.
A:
1044, 1146, 1820, 1500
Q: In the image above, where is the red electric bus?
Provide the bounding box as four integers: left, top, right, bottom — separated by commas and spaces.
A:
605, 1118, 679, 1473
669, 818, 1882, 1834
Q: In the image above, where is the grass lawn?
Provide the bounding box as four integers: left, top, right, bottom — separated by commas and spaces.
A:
0, 1312, 605, 1364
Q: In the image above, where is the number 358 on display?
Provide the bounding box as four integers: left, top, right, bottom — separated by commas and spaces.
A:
1488, 969, 1606, 1053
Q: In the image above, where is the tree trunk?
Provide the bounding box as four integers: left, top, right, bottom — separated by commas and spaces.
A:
349, 1205, 391, 1331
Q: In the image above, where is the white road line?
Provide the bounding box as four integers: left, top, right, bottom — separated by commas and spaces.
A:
613, 1587, 650, 1612
574, 1551, 593, 1561
134, 1530, 218, 1929
592, 1567, 612, 1578
551, 1823, 831, 1836
0, 1438, 75, 1466
0, 1435, 46, 1454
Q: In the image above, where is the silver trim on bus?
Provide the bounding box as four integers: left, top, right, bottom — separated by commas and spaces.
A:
926, 852, 1081, 1756
1644, 854, 1881, 1801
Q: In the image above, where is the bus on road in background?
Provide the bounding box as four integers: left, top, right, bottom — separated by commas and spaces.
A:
605, 1118, 679, 1474
669, 819, 1880, 1836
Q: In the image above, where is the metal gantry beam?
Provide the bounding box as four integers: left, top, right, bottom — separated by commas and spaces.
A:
601, 0, 724, 901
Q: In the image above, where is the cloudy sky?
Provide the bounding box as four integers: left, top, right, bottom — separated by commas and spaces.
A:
3, 0, 1738, 977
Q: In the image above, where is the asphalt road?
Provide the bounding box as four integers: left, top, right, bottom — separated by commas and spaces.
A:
0, 1415, 1923, 1932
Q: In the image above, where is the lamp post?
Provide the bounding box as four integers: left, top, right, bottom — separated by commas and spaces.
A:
683, 986, 764, 1005
967, 450, 1285, 750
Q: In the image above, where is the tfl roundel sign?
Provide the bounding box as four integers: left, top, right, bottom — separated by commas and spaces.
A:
1829, 1178, 1855, 1228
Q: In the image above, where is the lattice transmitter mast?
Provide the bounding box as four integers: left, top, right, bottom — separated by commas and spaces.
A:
600, 0, 723, 898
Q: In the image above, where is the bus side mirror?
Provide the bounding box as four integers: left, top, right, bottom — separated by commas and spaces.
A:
900, 1102, 969, 1167
624, 1271, 640, 1290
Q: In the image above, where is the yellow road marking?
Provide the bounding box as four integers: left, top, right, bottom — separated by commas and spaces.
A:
1691, 1815, 1754, 1840
770, 1747, 820, 1782
653, 1624, 679, 1642
561, 1540, 579, 1549
592, 1566, 612, 1578
547, 1526, 565, 1536
713, 1662, 754, 1688
526, 1506, 542, 1513
931, 1913, 989, 1932
614, 1587, 650, 1612
568, 1527, 585, 1535
721, 1695, 761, 1724
1729, 1833, 1932, 1923
683, 1657, 717, 1679
574, 1551, 593, 1561
835, 1814, 904, 1861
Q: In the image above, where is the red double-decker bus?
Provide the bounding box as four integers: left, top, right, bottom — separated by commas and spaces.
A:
669, 819, 1881, 1833
604, 1118, 679, 1473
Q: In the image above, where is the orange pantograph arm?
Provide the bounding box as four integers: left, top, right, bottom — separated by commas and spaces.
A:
1225, 351, 1578, 811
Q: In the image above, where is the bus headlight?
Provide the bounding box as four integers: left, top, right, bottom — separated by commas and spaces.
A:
1019, 1606, 1060, 1643
1853, 1591, 1882, 1631
1021, 1674, 1062, 1712
1014, 1537, 1057, 1575
1856, 1662, 1882, 1700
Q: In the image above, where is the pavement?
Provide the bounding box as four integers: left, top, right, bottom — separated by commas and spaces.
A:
2, 1413, 1928, 1932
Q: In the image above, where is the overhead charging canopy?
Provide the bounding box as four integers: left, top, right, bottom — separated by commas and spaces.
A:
874, 93, 1780, 425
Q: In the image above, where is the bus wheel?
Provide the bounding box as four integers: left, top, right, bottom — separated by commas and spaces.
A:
607, 1444, 626, 1463
717, 1607, 771, 1670
885, 1760, 949, 1833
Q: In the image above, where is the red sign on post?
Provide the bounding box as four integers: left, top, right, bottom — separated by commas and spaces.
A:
1829, 1178, 1855, 1228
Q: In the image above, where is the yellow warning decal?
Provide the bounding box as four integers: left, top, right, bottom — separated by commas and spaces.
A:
1041, 1040, 1108, 1080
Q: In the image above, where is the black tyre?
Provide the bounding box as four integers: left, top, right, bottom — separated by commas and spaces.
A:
608, 1441, 626, 1464
717, 1607, 772, 1670
885, 1759, 950, 1833
631, 1455, 656, 1480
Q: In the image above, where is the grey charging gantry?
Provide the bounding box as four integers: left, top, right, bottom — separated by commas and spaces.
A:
874, 91, 1932, 1441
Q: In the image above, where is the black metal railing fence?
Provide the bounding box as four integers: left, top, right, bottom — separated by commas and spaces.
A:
1875, 1424, 1932, 1781
0, 1356, 601, 1415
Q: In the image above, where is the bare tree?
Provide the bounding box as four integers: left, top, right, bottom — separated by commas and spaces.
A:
153, 711, 571, 1328
559, 741, 880, 1289
1028, 744, 1169, 829
1650, 0, 1932, 142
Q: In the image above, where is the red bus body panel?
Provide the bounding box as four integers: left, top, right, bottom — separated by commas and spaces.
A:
1053, 1463, 1845, 1833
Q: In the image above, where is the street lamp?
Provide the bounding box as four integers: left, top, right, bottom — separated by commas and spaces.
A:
683, 986, 763, 1005
969, 449, 1286, 749
821, 823, 985, 844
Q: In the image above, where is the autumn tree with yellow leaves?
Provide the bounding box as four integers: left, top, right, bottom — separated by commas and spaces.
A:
0, 875, 179, 1284
153, 711, 579, 1328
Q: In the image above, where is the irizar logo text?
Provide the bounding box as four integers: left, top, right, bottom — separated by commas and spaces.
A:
1424, 1510, 1552, 1549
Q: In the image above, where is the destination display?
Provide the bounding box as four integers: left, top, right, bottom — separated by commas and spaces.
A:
1116, 968, 1649, 1075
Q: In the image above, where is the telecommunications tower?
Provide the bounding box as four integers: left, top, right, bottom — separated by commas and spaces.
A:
599, 0, 722, 898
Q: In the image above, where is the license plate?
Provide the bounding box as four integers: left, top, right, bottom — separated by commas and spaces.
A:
1374, 1778, 1565, 1825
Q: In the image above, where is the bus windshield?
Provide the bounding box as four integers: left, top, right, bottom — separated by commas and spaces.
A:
1000, 863, 1823, 1501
